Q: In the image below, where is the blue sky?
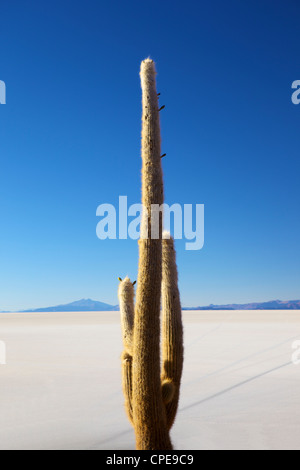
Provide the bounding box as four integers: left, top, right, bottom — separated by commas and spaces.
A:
0, 0, 299, 310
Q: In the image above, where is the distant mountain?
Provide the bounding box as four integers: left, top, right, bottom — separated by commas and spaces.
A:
21, 299, 118, 312
183, 300, 300, 310
1, 298, 299, 313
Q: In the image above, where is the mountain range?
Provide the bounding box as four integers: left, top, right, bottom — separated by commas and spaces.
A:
183, 300, 300, 310
1, 298, 299, 312
20, 299, 119, 312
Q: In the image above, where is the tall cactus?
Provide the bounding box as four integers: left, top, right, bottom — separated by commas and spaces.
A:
118, 59, 184, 450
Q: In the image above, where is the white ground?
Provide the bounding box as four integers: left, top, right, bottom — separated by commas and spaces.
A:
0, 310, 300, 450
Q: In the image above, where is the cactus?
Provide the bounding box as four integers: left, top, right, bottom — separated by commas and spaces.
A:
118, 59, 184, 450
161, 232, 184, 430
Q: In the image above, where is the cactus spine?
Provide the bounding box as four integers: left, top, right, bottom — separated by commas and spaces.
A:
118, 59, 183, 450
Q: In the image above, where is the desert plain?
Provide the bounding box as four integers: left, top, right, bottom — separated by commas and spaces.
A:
0, 310, 299, 450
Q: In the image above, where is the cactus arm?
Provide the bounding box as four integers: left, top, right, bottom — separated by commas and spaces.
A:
133, 59, 172, 450
121, 351, 134, 425
161, 232, 184, 430
118, 278, 135, 425
118, 277, 135, 356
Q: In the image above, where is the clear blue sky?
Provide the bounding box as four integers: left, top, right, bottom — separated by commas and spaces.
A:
0, 0, 299, 311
